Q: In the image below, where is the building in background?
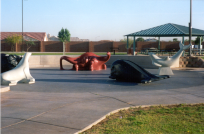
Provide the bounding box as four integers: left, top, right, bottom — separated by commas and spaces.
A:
47, 33, 89, 41
1, 32, 89, 42
1, 32, 48, 41
145, 38, 158, 42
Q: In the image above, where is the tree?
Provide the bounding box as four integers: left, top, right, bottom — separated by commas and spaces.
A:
25, 39, 36, 52
120, 37, 134, 49
120, 37, 145, 49
185, 39, 189, 42
58, 28, 71, 55
136, 37, 144, 42
4, 34, 22, 51
173, 38, 178, 42
195, 36, 203, 45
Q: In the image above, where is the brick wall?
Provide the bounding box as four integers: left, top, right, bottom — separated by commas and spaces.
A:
1, 41, 203, 52
67, 42, 89, 52
113, 42, 126, 52
26, 42, 41, 52
43, 41, 63, 52
160, 42, 180, 50
136, 42, 158, 51
1, 41, 12, 51
93, 41, 113, 52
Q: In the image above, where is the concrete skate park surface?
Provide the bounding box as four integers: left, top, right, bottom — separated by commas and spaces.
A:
1, 66, 204, 134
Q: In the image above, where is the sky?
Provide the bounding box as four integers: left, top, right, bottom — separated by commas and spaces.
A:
1, 0, 204, 41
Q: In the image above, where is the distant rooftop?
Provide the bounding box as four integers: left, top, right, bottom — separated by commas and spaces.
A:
47, 34, 89, 41
70, 37, 89, 41
145, 38, 157, 42
1, 32, 47, 41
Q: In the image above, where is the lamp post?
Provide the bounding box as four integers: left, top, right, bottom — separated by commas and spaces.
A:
22, 0, 24, 51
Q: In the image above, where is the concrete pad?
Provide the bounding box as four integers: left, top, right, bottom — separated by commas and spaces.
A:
1, 121, 74, 134
1, 86, 10, 92
1, 67, 204, 134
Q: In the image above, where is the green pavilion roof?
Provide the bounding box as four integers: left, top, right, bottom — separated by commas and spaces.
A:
125, 23, 204, 37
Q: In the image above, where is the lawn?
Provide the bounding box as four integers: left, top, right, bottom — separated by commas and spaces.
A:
82, 103, 204, 134
1, 52, 127, 56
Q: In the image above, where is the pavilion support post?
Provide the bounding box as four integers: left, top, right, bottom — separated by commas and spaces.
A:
189, 22, 192, 56
189, 0, 192, 56
182, 36, 185, 56
133, 36, 136, 56
199, 36, 201, 55
158, 37, 160, 50
127, 36, 129, 54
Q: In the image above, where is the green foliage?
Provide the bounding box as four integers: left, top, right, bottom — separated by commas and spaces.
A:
120, 37, 134, 49
185, 39, 189, 42
195, 36, 203, 45
58, 28, 71, 43
25, 39, 36, 52
173, 38, 178, 42
136, 37, 144, 42
5, 34, 22, 51
82, 104, 204, 134
120, 37, 144, 49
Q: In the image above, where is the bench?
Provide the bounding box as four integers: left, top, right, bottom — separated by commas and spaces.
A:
110, 47, 120, 55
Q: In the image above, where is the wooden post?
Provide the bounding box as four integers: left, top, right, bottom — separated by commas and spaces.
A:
89, 41, 94, 52
15, 43, 18, 52
40, 41, 45, 52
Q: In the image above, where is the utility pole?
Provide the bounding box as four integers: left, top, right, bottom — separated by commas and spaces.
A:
189, 0, 192, 56
22, 0, 24, 51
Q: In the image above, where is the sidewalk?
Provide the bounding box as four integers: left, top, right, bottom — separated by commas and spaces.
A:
1, 67, 204, 134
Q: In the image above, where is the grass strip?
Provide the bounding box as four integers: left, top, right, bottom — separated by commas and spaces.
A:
82, 103, 204, 134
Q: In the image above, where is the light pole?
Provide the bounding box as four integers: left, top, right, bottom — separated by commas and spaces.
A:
22, 0, 24, 51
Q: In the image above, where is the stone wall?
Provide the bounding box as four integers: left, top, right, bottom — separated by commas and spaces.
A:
179, 57, 204, 68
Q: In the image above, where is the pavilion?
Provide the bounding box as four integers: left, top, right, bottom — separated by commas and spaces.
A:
125, 23, 204, 55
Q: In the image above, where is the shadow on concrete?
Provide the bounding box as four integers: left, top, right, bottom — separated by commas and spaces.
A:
9, 68, 204, 93
36, 78, 138, 86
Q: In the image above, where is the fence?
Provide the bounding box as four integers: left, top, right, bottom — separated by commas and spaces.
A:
1, 41, 204, 53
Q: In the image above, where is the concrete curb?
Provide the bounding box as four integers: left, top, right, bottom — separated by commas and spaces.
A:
74, 103, 200, 134
0, 86, 10, 93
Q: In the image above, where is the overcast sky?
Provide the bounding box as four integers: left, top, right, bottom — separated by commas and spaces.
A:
1, 0, 204, 41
